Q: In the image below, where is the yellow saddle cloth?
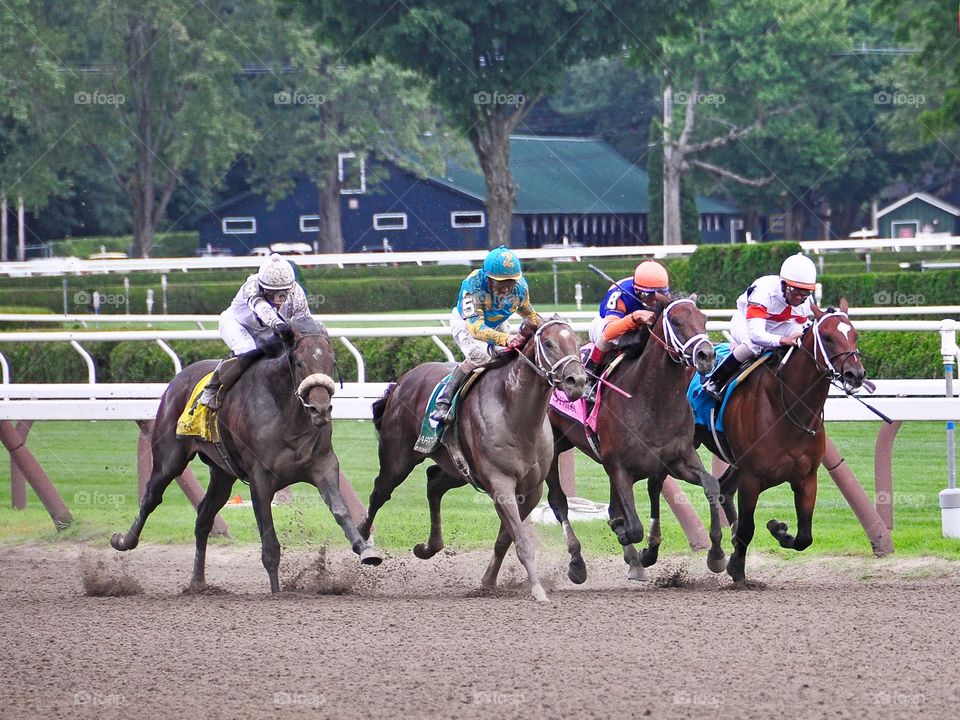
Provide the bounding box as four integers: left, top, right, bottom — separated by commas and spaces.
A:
175, 372, 221, 442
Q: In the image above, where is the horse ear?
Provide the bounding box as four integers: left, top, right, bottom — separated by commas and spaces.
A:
689, 292, 699, 305
811, 304, 824, 319
839, 296, 849, 313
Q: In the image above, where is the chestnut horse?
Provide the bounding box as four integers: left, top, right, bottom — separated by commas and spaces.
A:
695, 308, 866, 583
360, 316, 587, 602
111, 317, 382, 592
547, 296, 723, 582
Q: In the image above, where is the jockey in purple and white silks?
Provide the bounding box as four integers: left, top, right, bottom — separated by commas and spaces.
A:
701, 253, 819, 400
198, 254, 312, 409
431, 245, 540, 424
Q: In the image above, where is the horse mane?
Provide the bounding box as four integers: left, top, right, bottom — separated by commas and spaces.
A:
290, 316, 328, 335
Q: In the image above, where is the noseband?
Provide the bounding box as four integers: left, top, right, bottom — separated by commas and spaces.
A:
652, 299, 712, 367
804, 311, 862, 391
287, 331, 336, 409
515, 318, 582, 387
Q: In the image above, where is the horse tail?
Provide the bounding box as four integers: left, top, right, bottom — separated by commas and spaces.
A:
371, 383, 397, 434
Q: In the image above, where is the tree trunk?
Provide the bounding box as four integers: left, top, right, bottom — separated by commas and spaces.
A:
471, 110, 519, 249
317, 162, 343, 253
661, 85, 683, 246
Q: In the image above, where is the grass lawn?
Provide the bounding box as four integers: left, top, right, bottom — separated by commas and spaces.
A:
0, 419, 957, 562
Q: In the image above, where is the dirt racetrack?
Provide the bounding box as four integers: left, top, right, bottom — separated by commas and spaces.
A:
1, 542, 958, 719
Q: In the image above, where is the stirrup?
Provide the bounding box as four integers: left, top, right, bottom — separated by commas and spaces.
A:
702, 381, 723, 401
430, 403, 451, 424
198, 386, 220, 410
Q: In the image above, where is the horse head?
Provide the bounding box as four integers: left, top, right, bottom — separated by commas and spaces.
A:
655, 294, 716, 375
287, 317, 337, 427
523, 314, 587, 401
804, 307, 866, 392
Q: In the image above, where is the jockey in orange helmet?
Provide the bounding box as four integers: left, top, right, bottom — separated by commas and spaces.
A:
583, 260, 666, 399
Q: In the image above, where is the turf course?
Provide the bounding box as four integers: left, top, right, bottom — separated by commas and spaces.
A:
0, 419, 957, 561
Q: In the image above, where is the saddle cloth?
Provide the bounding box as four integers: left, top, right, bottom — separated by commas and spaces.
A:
686, 343, 773, 434
413, 370, 484, 454
175, 371, 221, 443
548, 350, 627, 434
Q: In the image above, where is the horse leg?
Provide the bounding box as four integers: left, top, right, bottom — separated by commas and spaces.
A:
545, 452, 586, 584
190, 465, 235, 590
480, 521, 513, 590
727, 477, 759, 584
249, 477, 282, 593
768, 474, 817, 551
312, 453, 382, 565
413, 465, 466, 559
718, 465, 739, 533
672, 454, 727, 574
606, 465, 644, 546
639, 473, 665, 569
360, 449, 420, 540
111, 439, 191, 551
483, 478, 548, 603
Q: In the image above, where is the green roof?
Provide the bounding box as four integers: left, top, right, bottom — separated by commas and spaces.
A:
434, 136, 739, 215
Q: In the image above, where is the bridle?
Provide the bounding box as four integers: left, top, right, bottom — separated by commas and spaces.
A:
286, 330, 337, 408
646, 299, 712, 367
513, 318, 583, 387
776, 310, 863, 434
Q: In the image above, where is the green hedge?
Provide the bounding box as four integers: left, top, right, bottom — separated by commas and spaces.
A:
55, 232, 199, 259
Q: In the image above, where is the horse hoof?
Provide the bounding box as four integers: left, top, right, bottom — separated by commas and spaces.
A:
627, 564, 648, 582
110, 533, 129, 551
567, 557, 587, 585
707, 552, 727, 574
640, 547, 660, 568
531, 586, 550, 603
767, 519, 788, 538
413, 543, 437, 560
359, 547, 383, 566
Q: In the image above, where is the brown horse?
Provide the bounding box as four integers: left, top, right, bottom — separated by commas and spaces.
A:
695, 308, 866, 583
360, 316, 587, 602
547, 295, 723, 583
111, 317, 381, 592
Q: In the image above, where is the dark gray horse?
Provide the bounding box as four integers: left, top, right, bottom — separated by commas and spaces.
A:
111, 317, 381, 592
360, 316, 587, 602
547, 296, 724, 582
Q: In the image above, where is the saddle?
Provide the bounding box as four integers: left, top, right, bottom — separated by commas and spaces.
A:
413, 369, 485, 454
176, 371, 221, 443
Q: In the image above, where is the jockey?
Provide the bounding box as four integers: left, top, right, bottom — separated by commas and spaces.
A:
582, 260, 664, 399
430, 245, 540, 424
198, 253, 311, 409
702, 252, 819, 400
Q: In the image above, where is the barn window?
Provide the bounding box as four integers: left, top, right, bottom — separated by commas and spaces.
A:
299, 215, 320, 232
339, 152, 366, 194
373, 213, 407, 230
222, 217, 256, 234
451, 211, 485, 228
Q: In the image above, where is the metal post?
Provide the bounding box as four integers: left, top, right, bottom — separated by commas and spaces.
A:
574, 282, 583, 311
124, 276, 130, 315
938, 319, 959, 537
161, 275, 168, 315
552, 261, 559, 305
146, 288, 154, 316
62, 278, 68, 315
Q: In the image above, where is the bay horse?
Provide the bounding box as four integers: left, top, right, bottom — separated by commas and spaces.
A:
695, 308, 866, 583
359, 316, 587, 602
111, 317, 382, 592
547, 295, 723, 582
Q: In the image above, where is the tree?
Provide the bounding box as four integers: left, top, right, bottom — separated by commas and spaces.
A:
46, 0, 262, 257
639, 0, 856, 243
288, 0, 705, 248
242, 28, 443, 253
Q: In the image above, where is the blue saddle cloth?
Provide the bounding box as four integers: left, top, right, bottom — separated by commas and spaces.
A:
687, 343, 738, 433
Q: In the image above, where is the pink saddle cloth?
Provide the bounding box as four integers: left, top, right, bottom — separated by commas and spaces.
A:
550, 343, 602, 433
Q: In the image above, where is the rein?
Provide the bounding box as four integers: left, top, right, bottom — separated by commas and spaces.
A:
512, 318, 581, 387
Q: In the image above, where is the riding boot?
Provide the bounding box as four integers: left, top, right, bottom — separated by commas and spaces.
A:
701, 352, 742, 401
198, 349, 261, 410
430, 365, 470, 424
583, 357, 603, 402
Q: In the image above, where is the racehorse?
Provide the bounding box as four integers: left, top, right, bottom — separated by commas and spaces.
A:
547, 295, 723, 583
360, 316, 587, 602
695, 308, 866, 583
111, 317, 382, 592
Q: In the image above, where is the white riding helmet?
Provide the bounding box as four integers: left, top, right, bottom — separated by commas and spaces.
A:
779, 253, 817, 291
257, 253, 296, 291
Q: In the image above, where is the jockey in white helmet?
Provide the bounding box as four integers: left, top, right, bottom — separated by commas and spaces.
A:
198, 254, 312, 409
702, 253, 819, 400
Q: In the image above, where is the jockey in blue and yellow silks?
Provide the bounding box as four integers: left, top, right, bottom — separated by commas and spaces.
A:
430, 245, 540, 423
